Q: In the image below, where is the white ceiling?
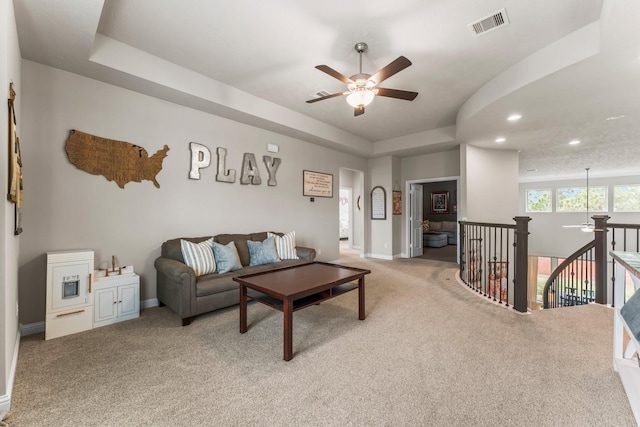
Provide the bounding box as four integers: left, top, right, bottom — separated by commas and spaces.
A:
13, 0, 640, 180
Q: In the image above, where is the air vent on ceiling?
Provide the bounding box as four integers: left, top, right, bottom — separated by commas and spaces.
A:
314, 90, 331, 98
468, 8, 509, 37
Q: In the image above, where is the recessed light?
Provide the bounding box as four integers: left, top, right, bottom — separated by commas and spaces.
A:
606, 114, 625, 121
495, 137, 506, 143
507, 114, 522, 121
569, 140, 581, 145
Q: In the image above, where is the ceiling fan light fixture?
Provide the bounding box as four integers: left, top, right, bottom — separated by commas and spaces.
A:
346, 89, 375, 108
307, 42, 418, 116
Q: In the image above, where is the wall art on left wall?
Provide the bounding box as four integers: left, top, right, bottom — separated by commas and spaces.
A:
7, 82, 23, 235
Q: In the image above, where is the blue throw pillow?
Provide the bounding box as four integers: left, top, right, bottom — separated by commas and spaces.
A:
212, 241, 243, 274
247, 237, 281, 266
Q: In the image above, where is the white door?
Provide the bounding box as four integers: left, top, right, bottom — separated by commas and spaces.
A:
410, 184, 424, 257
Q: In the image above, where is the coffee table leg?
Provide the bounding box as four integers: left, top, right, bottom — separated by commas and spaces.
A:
358, 276, 366, 320
283, 298, 293, 361
240, 284, 247, 333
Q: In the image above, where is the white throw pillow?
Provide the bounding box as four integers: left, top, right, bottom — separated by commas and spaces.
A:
267, 231, 299, 260
180, 238, 216, 277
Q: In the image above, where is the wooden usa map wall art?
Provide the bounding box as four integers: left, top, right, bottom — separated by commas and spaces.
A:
65, 130, 169, 188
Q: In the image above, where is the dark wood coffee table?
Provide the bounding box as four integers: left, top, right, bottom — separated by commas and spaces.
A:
233, 262, 371, 361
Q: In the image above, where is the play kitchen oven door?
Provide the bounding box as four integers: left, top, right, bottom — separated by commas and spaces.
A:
45, 250, 94, 340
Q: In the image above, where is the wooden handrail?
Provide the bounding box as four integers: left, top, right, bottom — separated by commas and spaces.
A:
459, 220, 516, 229
542, 240, 595, 308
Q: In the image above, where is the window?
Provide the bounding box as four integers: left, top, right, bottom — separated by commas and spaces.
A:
526, 189, 552, 212
614, 185, 640, 212
556, 187, 607, 212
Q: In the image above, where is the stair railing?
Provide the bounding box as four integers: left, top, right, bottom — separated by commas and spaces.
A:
459, 217, 530, 312
605, 218, 640, 306
542, 216, 640, 309
542, 241, 596, 309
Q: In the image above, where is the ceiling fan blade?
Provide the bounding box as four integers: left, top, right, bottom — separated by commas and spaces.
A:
315, 65, 353, 84
354, 105, 365, 116
369, 56, 412, 85
305, 92, 346, 104
563, 223, 595, 231
376, 87, 418, 101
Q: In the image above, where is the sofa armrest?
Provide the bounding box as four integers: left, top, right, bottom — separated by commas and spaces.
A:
296, 246, 316, 262
154, 257, 197, 321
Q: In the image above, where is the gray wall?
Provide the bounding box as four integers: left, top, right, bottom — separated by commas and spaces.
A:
422, 181, 457, 222
18, 60, 367, 324
1, 0, 21, 409
399, 150, 460, 256
463, 145, 519, 223
368, 156, 394, 259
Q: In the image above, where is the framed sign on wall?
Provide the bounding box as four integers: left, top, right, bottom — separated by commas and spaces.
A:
431, 191, 449, 214
303, 170, 333, 197
371, 186, 386, 220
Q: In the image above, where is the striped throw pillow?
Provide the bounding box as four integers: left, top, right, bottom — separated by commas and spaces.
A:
267, 231, 299, 260
180, 238, 216, 277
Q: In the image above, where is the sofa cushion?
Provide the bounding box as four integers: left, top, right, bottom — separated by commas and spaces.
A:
212, 241, 243, 274
422, 220, 430, 231
442, 221, 457, 232
195, 272, 239, 297
180, 238, 216, 277
430, 221, 442, 231
247, 237, 281, 266
267, 231, 299, 260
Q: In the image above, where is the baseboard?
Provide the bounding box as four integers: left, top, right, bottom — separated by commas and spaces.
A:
367, 253, 394, 260
21, 299, 159, 337
0, 329, 20, 420
20, 321, 44, 337
141, 298, 159, 309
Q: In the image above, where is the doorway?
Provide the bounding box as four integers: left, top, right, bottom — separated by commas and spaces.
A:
339, 168, 364, 259
339, 187, 352, 243
406, 176, 460, 263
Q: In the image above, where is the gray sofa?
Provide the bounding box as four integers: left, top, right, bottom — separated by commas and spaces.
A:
155, 231, 316, 325
425, 220, 457, 245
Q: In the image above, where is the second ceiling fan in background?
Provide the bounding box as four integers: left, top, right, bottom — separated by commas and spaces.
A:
563, 167, 598, 232
306, 42, 418, 116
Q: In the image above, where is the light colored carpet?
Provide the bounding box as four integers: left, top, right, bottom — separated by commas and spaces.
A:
419, 244, 457, 263
6, 252, 636, 426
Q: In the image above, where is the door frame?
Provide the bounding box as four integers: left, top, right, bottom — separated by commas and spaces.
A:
339, 186, 354, 246
405, 176, 460, 262
409, 183, 424, 258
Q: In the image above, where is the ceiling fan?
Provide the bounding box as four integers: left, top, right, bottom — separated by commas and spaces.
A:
306, 42, 418, 116
563, 167, 597, 232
